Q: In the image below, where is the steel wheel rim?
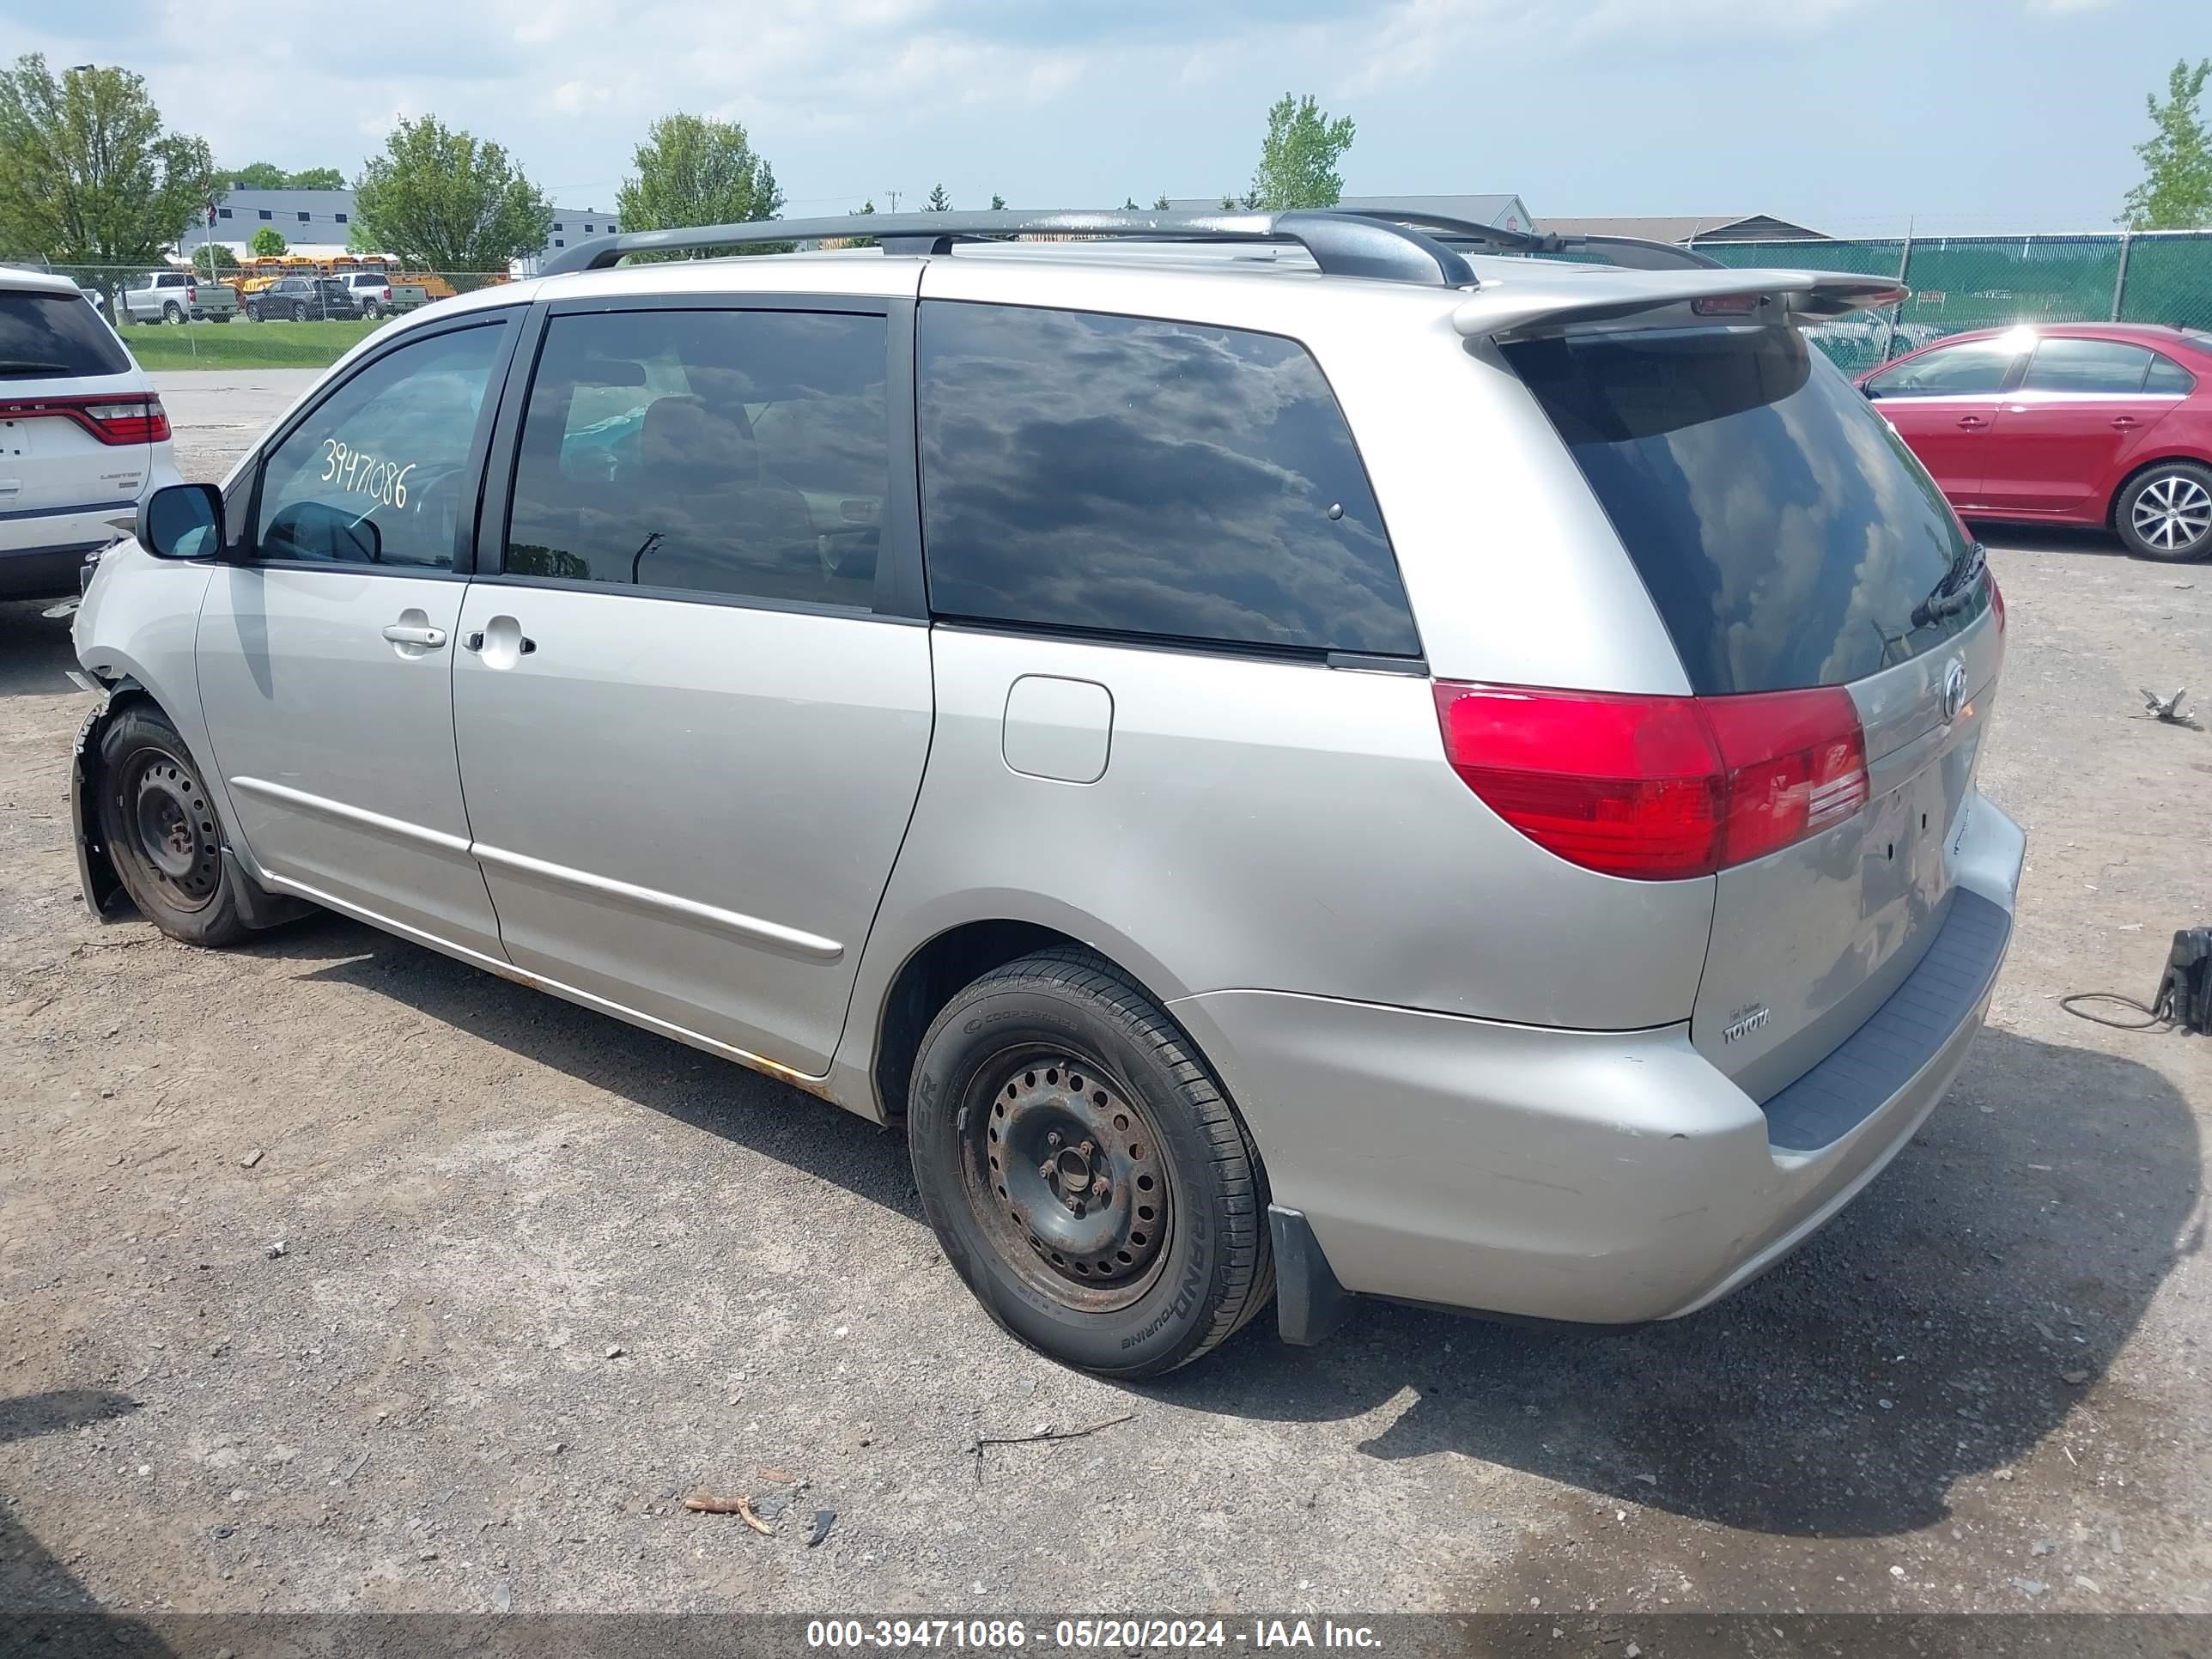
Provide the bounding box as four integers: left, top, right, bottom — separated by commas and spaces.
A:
960, 1047, 1172, 1314
2134, 475, 2212, 552
120, 749, 221, 911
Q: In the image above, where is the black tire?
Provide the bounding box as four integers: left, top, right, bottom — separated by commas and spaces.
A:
94, 705, 250, 948
2114, 461, 2212, 562
364, 301, 383, 319
161, 301, 183, 325
908, 950, 1273, 1377
245, 303, 260, 322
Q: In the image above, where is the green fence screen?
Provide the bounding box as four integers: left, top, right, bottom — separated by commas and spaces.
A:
1702, 231, 2212, 374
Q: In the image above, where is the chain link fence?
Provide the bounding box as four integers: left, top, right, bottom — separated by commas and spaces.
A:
1705, 231, 2212, 374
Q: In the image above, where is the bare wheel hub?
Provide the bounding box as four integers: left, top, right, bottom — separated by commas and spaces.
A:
965, 1054, 1169, 1308
124, 752, 221, 908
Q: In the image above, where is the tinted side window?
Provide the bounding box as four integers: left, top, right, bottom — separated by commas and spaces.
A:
1868, 337, 2021, 397
503, 307, 888, 610
2146, 355, 2197, 394
254, 323, 505, 569
2022, 339, 2154, 395
917, 302, 1417, 656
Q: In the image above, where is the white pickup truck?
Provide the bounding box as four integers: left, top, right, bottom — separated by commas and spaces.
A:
333, 270, 430, 318
120, 270, 238, 325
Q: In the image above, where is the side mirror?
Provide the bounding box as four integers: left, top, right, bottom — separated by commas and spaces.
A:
137, 483, 225, 560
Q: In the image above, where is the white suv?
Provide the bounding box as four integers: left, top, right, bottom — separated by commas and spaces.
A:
2, 266, 181, 601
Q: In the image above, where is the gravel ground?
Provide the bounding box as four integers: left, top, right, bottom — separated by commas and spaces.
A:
1, 373, 2208, 1620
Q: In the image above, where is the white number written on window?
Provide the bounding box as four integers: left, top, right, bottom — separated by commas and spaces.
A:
319, 439, 416, 509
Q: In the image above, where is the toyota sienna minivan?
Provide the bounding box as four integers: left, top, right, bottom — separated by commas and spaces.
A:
68, 210, 2024, 1375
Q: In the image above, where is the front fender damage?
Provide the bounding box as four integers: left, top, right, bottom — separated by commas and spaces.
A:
70, 686, 313, 931
71, 693, 126, 922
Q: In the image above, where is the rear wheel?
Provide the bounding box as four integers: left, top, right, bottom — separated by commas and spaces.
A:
908, 950, 1273, 1376
161, 301, 184, 325
94, 706, 250, 947
2116, 462, 2212, 562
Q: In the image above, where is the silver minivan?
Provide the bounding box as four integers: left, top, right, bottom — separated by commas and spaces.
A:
69, 210, 2024, 1376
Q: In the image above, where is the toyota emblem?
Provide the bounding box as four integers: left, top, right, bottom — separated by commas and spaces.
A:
1942, 659, 1967, 724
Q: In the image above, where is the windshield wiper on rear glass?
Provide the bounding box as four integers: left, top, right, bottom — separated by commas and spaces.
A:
0, 360, 74, 376
1911, 539, 1988, 629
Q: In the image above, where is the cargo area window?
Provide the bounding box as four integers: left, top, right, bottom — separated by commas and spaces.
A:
0, 290, 131, 379
916, 301, 1417, 657
1506, 325, 1984, 695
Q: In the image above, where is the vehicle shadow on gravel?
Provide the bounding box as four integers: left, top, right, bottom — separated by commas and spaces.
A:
1169, 1025, 2203, 1540
241, 919, 2199, 1542
248, 917, 926, 1218
0, 1390, 145, 1616
0, 602, 82, 699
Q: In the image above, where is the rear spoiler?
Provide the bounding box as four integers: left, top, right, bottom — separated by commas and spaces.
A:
1452, 269, 1908, 339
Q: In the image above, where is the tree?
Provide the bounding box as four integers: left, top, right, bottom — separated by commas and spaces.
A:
2122, 58, 2212, 230
1246, 92, 1355, 211
617, 112, 782, 257
989, 192, 1006, 211
193, 240, 240, 277
353, 114, 552, 273
227, 161, 348, 191
0, 56, 217, 269
249, 225, 288, 258
840, 198, 877, 249
1121, 197, 1139, 210
926, 183, 952, 212
1153, 193, 1171, 211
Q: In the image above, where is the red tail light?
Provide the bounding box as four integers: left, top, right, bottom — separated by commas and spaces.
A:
185, 283, 197, 302
1433, 682, 1869, 880
0, 393, 170, 446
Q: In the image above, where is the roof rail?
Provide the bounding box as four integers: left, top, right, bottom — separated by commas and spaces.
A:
540, 209, 1482, 287
1338, 209, 1725, 271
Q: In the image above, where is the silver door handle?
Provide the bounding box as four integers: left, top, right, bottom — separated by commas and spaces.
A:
381, 623, 447, 647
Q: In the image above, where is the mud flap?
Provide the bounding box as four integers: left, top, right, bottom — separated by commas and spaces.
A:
1269, 1204, 1353, 1346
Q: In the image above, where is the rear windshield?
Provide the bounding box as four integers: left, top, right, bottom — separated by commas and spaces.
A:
1504, 325, 1984, 695
0, 289, 131, 380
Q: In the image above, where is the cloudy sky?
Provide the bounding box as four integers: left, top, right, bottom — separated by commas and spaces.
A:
3, 0, 2190, 232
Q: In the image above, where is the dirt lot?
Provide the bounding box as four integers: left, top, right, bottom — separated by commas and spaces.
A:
3, 374, 2209, 1621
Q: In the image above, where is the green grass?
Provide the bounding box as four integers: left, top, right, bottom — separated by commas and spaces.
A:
123, 317, 392, 372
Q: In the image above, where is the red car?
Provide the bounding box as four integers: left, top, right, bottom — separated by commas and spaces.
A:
1857, 322, 2212, 562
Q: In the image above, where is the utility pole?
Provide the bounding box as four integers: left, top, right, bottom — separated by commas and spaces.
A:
884, 191, 901, 212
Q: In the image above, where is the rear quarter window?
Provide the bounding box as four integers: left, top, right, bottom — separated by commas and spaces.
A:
917, 301, 1418, 657
1504, 325, 1984, 695
0, 290, 131, 380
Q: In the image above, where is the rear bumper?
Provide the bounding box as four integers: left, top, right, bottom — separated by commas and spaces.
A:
1172, 791, 2027, 1332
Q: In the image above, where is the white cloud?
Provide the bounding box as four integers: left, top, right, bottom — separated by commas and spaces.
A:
1343, 0, 1875, 92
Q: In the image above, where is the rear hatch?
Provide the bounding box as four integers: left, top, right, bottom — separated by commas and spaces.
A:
1502, 320, 2001, 1097
0, 286, 155, 517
